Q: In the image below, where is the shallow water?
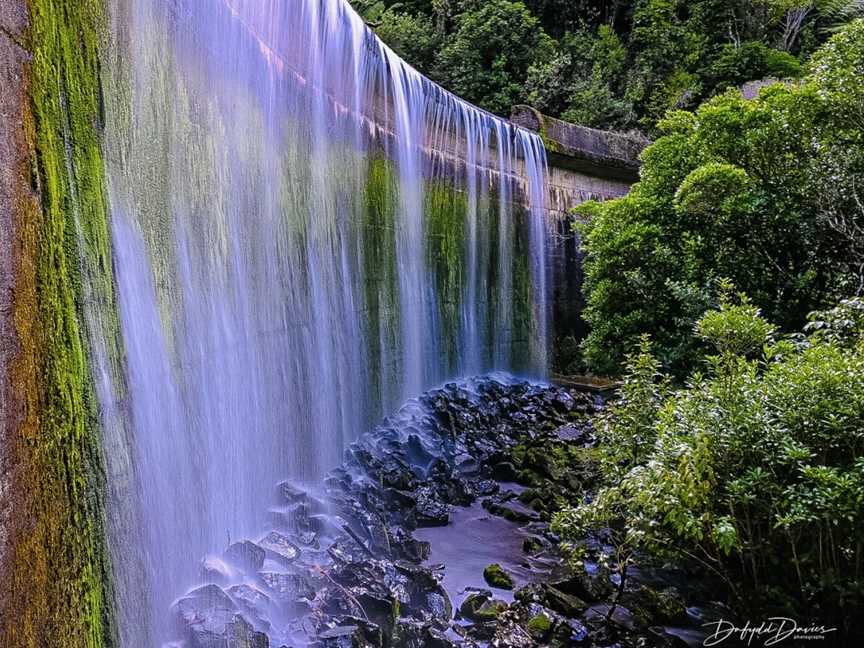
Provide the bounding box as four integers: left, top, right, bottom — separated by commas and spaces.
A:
414, 497, 550, 609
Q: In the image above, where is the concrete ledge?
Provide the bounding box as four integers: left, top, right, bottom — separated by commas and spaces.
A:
510, 105, 647, 182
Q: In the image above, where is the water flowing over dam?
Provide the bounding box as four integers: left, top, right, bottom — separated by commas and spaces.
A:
97, 0, 551, 643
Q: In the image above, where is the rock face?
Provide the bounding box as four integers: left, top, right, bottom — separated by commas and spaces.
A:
170, 376, 714, 648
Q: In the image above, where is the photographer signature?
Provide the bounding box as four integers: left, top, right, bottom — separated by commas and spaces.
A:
703, 617, 837, 646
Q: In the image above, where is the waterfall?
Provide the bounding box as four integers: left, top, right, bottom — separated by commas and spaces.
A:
98, 0, 551, 644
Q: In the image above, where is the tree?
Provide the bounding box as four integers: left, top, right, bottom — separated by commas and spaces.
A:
434, 0, 554, 115
577, 21, 864, 375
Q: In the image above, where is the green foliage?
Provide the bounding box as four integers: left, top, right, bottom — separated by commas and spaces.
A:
597, 335, 667, 472
555, 297, 864, 625
373, 9, 441, 71
434, 1, 554, 115
578, 24, 864, 375
805, 297, 864, 346
527, 26, 634, 128
696, 286, 775, 358
705, 41, 803, 92
352, 0, 864, 130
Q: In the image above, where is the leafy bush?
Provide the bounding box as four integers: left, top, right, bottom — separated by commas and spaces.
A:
554, 296, 864, 629
704, 41, 803, 94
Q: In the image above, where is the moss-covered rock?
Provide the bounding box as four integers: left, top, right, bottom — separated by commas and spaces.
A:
522, 536, 543, 554
526, 612, 553, 638
459, 591, 508, 622
483, 563, 514, 590
624, 584, 688, 626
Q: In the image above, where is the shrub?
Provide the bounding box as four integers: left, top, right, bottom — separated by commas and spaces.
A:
554, 296, 864, 629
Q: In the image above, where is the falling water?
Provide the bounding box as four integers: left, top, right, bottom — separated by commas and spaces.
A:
98, 0, 551, 644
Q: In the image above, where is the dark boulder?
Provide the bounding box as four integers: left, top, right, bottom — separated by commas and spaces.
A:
414, 487, 449, 527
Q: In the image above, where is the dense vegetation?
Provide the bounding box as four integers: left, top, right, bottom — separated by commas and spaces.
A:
352, 0, 863, 132
554, 292, 864, 633
556, 20, 864, 639
578, 20, 864, 375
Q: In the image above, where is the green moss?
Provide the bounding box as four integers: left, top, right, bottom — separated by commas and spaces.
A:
527, 613, 553, 636
3, 0, 119, 645
483, 563, 514, 590
362, 155, 401, 417
425, 181, 468, 371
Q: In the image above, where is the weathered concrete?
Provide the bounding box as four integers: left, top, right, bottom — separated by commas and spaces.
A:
511, 105, 646, 215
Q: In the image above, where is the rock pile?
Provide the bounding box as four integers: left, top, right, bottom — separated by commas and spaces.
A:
170, 375, 713, 648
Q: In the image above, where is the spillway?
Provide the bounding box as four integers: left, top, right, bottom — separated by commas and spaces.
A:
95, 0, 551, 643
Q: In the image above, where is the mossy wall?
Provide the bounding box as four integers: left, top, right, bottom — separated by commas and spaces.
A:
0, 0, 117, 645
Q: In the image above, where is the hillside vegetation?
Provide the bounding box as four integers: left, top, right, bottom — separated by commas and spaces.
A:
352, 0, 863, 133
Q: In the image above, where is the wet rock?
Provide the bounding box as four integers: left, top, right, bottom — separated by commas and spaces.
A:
552, 617, 589, 645
173, 584, 237, 635
258, 571, 315, 606
556, 424, 585, 442
354, 589, 399, 633
470, 599, 507, 622
227, 584, 272, 629
225, 615, 269, 648
258, 531, 300, 565
424, 590, 452, 621
647, 626, 695, 648
425, 627, 458, 648
277, 480, 308, 505
483, 564, 514, 590
585, 603, 637, 631
544, 586, 588, 617
490, 609, 535, 647
297, 530, 319, 547
173, 585, 267, 647
268, 502, 312, 534
170, 377, 616, 647
468, 478, 499, 497
391, 620, 433, 647
552, 390, 576, 413
458, 589, 492, 620
414, 487, 449, 527
482, 496, 540, 524
553, 571, 615, 603
316, 619, 382, 648
387, 526, 430, 562
200, 556, 242, 585
225, 540, 266, 573
515, 583, 587, 617
626, 584, 687, 626
491, 461, 518, 481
